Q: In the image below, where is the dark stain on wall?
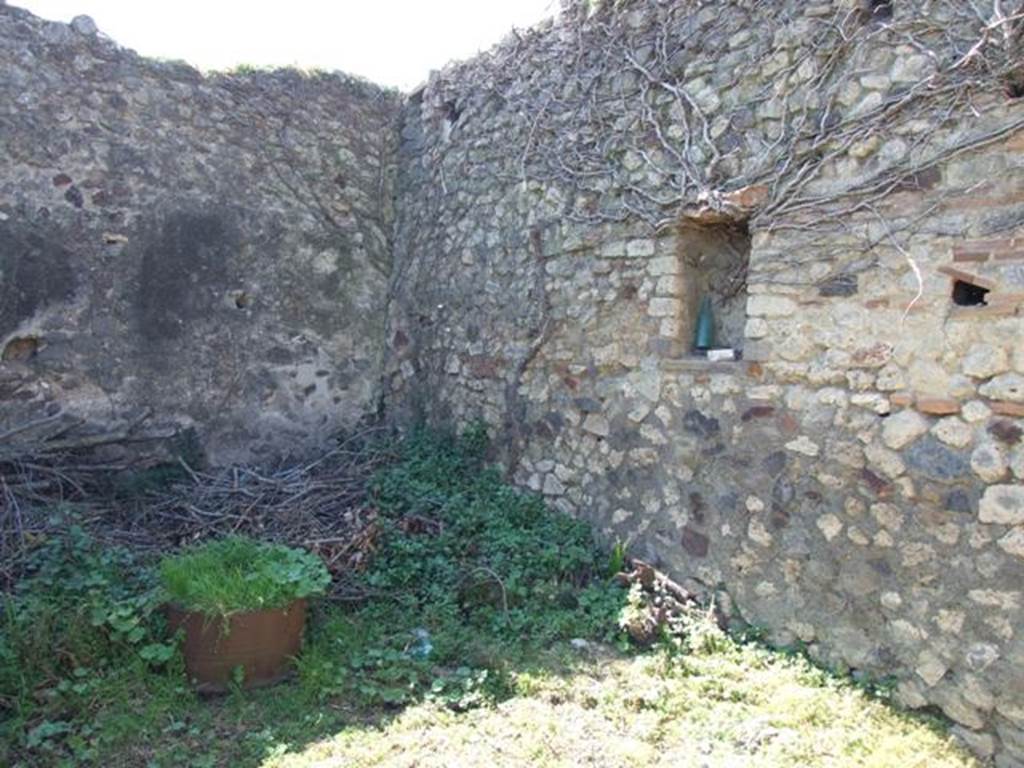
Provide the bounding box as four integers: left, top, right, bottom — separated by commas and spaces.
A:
136, 211, 234, 341
0, 221, 76, 337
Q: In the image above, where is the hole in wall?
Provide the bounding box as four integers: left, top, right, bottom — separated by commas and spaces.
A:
2, 336, 40, 362
952, 279, 990, 307
227, 289, 252, 310
1006, 75, 1024, 100
442, 100, 462, 124
858, 0, 893, 22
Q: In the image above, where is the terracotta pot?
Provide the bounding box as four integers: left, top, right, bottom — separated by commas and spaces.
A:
165, 599, 307, 694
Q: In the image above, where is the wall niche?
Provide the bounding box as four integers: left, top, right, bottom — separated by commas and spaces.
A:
676, 223, 751, 356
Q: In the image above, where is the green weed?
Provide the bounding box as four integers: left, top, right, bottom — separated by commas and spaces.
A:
159, 536, 330, 616
362, 425, 624, 643
0, 425, 977, 768
0, 524, 180, 764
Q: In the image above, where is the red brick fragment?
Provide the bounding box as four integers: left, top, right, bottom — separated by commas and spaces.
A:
993, 250, 1024, 262
889, 392, 914, 408
969, 238, 1014, 250
952, 249, 989, 263
990, 401, 1024, 417
916, 397, 960, 416
937, 266, 997, 289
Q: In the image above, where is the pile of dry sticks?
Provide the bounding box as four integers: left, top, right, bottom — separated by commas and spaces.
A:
0, 410, 391, 593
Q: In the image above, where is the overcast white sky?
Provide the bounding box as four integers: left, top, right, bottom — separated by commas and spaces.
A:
14, 1, 561, 90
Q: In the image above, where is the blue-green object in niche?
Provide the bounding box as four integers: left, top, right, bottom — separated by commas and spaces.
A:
694, 295, 715, 350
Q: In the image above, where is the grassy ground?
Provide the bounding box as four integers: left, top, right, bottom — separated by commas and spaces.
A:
7, 616, 977, 768
266, 636, 977, 768
0, 427, 980, 767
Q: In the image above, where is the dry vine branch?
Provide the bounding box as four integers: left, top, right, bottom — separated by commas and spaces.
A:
426, 0, 1024, 244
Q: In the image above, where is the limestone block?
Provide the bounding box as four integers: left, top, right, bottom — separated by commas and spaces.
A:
816, 514, 843, 541
931, 417, 973, 448
542, 474, 565, 496
851, 91, 883, 116
647, 297, 676, 317
962, 401, 992, 423
660, 316, 683, 337
999, 700, 1024, 727
851, 393, 890, 414
786, 436, 820, 456
963, 344, 1010, 379
882, 410, 929, 449
897, 679, 929, 709
880, 591, 902, 609
951, 726, 996, 760
916, 650, 948, 687
748, 518, 773, 546
963, 644, 999, 676
1012, 446, 1024, 479
582, 413, 610, 437
745, 318, 769, 339
860, 74, 891, 91
871, 502, 903, 531
900, 541, 936, 568
876, 364, 906, 391
998, 527, 1024, 559
626, 239, 655, 257
847, 526, 870, 545
864, 442, 906, 479
846, 370, 876, 391
979, 485, 1024, 525
776, 330, 816, 361
70, 14, 98, 35
647, 256, 679, 276
907, 360, 952, 397
981, 373, 1024, 402
892, 54, 934, 83
597, 240, 628, 258
936, 610, 965, 634
937, 692, 986, 730
995, 753, 1024, 768
971, 442, 1009, 482
655, 275, 683, 296
996, 722, 1024, 767
947, 375, 977, 399
968, 588, 1022, 610
746, 294, 797, 317
849, 135, 881, 159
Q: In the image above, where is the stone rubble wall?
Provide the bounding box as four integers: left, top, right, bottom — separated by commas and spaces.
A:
385, 1, 1024, 763
0, 4, 401, 464
5, 0, 1024, 761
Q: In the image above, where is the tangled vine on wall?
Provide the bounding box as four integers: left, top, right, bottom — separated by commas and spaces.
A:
424, 0, 1024, 231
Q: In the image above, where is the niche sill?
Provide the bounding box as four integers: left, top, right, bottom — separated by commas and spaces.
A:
948, 300, 1023, 320
660, 356, 752, 374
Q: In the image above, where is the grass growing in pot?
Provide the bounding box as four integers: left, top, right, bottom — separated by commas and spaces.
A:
159, 536, 330, 616
159, 536, 332, 695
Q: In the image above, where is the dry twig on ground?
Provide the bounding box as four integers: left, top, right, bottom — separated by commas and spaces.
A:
0, 417, 394, 593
